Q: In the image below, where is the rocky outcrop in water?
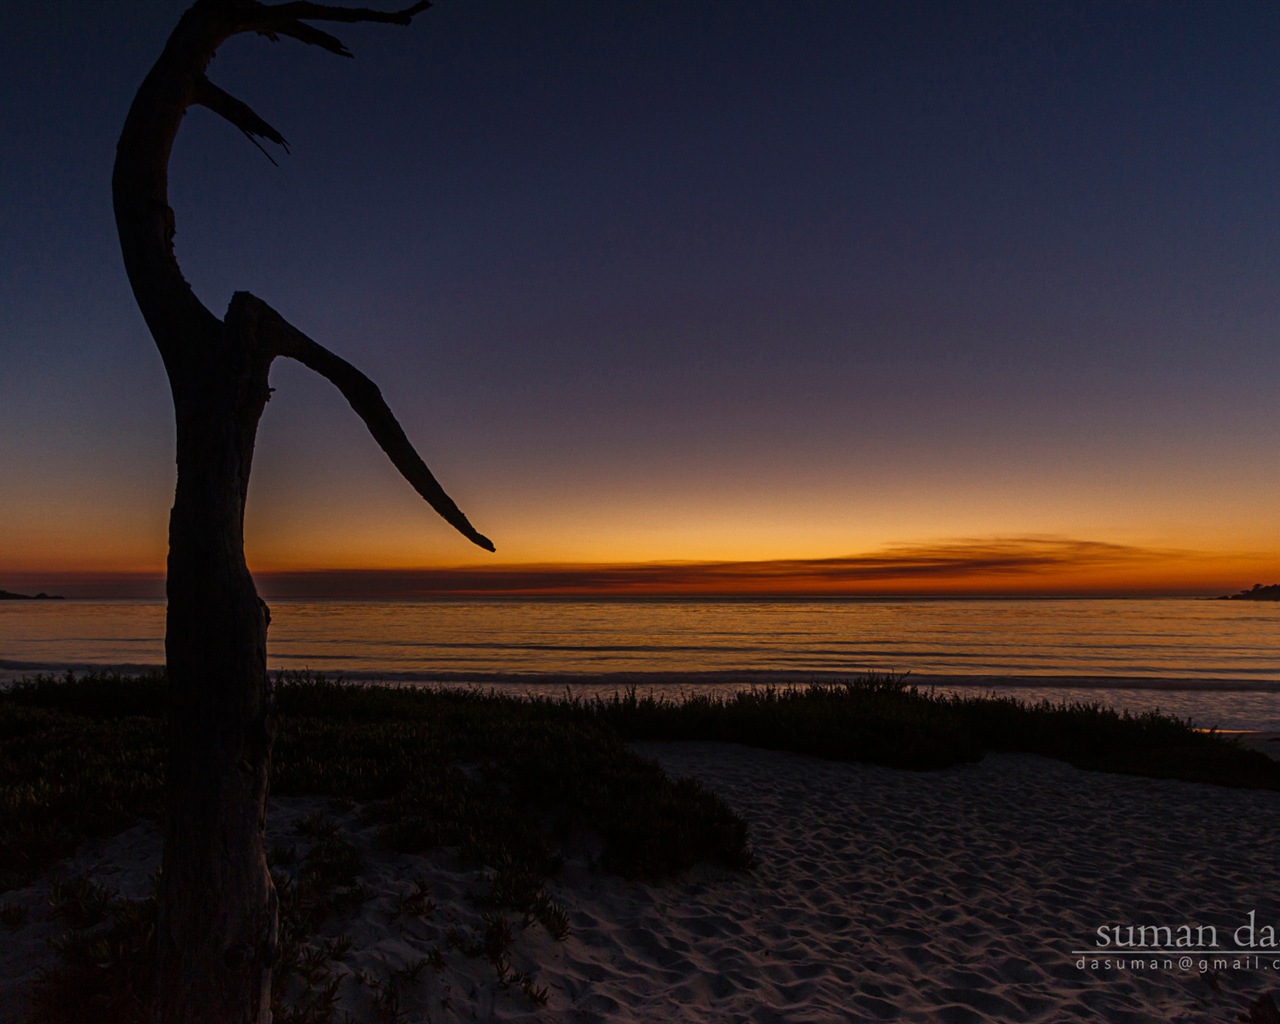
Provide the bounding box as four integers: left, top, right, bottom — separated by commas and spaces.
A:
1221, 583, 1280, 601
0, 589, 65, 600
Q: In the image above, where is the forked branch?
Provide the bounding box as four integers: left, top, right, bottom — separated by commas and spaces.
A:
115, 0, 434, 325
231, 292, 495, 552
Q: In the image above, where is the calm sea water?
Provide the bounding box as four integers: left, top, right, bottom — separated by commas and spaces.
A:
2, 598, 1277, 729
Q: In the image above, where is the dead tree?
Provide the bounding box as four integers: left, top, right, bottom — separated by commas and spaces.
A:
112, 2, 492, 1020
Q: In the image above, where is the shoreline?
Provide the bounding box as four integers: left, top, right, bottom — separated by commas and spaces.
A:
4, 662, 1280, 690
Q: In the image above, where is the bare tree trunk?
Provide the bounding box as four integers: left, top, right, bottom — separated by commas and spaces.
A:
153, 320, 277, 1023
111, 4, 489, 1021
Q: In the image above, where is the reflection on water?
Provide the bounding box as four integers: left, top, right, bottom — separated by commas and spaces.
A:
2, 598, 1277, 728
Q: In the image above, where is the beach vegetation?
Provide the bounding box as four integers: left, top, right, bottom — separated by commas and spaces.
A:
0, 673, 165, 891
5, 669, 1279, 1021
576, 675, 1280, 788
578, 673, 983, 769
4, 670, 749, 1023
940, 689, 1280, 788
32, 880, 156, 1024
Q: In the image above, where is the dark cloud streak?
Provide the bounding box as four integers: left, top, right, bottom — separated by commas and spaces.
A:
253, 537, 1197, 598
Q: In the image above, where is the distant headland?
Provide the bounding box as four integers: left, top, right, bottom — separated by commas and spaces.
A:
1220, 583, 1280, 601
0, 589, 65, 601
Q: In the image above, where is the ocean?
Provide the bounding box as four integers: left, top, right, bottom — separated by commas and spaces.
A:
2, 597, 1277, 729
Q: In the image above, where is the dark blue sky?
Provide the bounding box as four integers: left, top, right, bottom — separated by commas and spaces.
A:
2, 0, 1277, 593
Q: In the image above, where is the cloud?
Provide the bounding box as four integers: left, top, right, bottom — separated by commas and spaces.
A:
255, 536, 1199, 598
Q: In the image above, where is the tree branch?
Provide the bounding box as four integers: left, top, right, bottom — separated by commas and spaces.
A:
247, 1, 430, 57
193, 75, 290, 162
244, 1, 430, 58
232, 293, 495, 552
269, 20, 354, 57
254, 2, 431, 28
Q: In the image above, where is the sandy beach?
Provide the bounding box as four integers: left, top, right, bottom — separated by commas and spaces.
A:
4, 742, 1280, 1022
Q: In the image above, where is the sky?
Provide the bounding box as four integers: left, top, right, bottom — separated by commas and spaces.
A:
1, 0, 1278, 598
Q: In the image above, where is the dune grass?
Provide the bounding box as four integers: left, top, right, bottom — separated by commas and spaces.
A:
3, 669, 1278, 1022
573, 675, 1280, 789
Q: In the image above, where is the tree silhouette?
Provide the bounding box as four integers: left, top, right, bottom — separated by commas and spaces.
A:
112, 2, 491, 1020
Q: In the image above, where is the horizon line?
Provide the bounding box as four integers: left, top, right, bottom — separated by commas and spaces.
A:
3, 536, 1260, 600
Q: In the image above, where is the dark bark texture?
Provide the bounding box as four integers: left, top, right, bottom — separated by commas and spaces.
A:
112, 3, 488, 1021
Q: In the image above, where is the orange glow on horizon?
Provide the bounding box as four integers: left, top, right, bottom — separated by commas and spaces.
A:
7, 536, 1270, 600
246, 539, 1271, 600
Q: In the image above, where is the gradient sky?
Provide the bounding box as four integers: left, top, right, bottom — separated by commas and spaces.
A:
2, 0, 1278, 597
